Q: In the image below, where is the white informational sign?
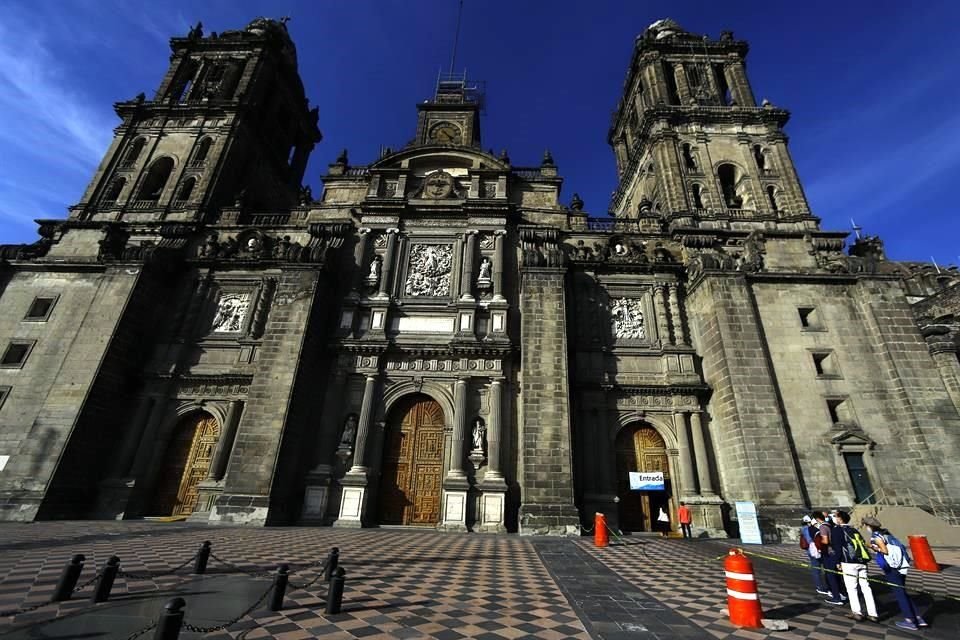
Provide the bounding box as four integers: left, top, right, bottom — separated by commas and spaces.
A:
735, 500, 763, 544
628, 471, 665, 491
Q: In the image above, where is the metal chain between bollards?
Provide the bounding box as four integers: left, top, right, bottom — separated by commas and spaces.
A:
287, 559, 330, 591
181, 581, 275, 633
118, 551, 201, 581
124, 620, 157, 640
0, 569, 104, 618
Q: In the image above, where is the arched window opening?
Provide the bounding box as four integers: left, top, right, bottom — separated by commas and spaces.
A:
714, 64, 733, 105
664, 62, 680, 104
177, 177, 197, 202
102, 177, 126, 204
691, 184, 704, 210
682, 144, 697, 171
717, 163, 742, 208
170, 60, 199, 103
138, 157, 175, 201
121, 138, 146, 168
753, 145, 767, 172
190, 138, 213, 167
766, 185, 780, 212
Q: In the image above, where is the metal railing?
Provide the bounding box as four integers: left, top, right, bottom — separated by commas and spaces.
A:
857, 487, 960, 526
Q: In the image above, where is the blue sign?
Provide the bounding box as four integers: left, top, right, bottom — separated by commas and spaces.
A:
629, 472, 665, 491
735, 501, 763, 544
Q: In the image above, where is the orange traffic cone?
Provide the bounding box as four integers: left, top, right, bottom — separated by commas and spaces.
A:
594, 513, 609, 548
907, 535, 940, 572
724, 548, 763, 628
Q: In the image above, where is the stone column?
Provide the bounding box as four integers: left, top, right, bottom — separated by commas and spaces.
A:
460, 231, 478, 300
377, 228, 399, 298
653, 285, 671, 346
351, 228, 371, 294
673, 63, 692, 104
208, 400, 243, 481
724, 62, 756, 106
668, 284, 686, 345
114, 396, 156, 477
486, 379, 504, 480
492, 230, 506, 301
348, 375, 378, 474
689, 411, 715, 496
673, 412, 697, 497
448, 378, 469, 479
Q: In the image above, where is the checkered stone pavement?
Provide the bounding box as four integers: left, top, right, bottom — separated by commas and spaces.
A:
0, 522, 591, 639
579, 536, 960, 640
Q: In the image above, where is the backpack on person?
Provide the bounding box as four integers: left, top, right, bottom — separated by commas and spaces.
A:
799, 528, 809, 550
876, 532, 911, 571
841, 526, 871, 564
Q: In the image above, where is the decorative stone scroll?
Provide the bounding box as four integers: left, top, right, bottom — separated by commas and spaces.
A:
610, 298, 646, 339
212, 293, 250, 332
404, 244, 453, 297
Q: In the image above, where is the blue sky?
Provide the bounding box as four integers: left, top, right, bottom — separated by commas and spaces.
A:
1, 1, 958, 263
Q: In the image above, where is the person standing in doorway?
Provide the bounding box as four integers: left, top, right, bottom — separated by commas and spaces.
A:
678, 502, 692, 538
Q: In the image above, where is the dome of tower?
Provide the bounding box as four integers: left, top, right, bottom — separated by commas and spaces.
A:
644, 18, 686, 40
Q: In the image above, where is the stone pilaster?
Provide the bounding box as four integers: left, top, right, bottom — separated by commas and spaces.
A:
348, 374, 379, 475
208, 400, 243, 481
688, 411, 714, 496
673, 412, 697, 497
460, 230, 478, 300
653, 284, 671, 346
350, 228, 371, 295
673, 63, 691, 104
377, 228, 398, 298
668, 284, 686, 345
447, 378, 469, 482
492, 230, 506, 301
482, 379, 506, 486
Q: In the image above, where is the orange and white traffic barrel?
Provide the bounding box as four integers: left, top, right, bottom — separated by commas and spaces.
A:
594, 513, 609, 548
724, 548, 763, 628
907, 535, 940, 572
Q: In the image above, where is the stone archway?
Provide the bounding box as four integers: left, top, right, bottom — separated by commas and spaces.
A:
150, 411, 220, 517
615, 423, 672, 532
377, 394, 445, 526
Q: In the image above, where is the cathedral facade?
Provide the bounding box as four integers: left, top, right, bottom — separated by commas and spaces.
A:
1, 18, 959, 538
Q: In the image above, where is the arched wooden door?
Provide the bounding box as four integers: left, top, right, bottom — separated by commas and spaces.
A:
615, 425, 671, 532
378, 395, 444, 525
151, 413, 220, 517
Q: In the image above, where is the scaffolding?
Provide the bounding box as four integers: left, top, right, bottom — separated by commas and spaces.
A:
434, 70, 486, 112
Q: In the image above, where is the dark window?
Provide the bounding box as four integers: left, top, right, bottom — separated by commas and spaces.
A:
0, 385, 9, 412
844, 453, 875, 504
121, 138, 146, 167
766, 185, 779, 212
137, 157, 175, 201
25, 296, 56, 321
826, 397, 852, 425
798, 306, 820, 329
753, 145, 767, 172
1, 342, 33, 368
812, 351, 841, 377
714, 64, 732, 105
691, 184, 704, 209
664, 62, 680, 104
177, 177, 197, 202
102, 177, 126, 204
170, 60, 199, 102
682, 144, 697, 171
191, 138, 213, 166
717, 164, 741, 207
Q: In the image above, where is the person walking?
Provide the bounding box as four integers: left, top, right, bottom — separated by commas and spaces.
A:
800, 515, 828, 595
833, 511, 878, 622
656, 506, 670, 537
678, 502, 692, 539
813, 512, 845, 605
863, 516, 929, 631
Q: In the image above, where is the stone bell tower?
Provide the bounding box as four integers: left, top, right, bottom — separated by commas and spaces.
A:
608, 19, 814, 228
71, 18, 321, 222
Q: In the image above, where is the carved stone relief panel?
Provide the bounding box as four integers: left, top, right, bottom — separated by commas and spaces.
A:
610, 297, 646, 340
212, 293, 250, 333
404, 244, 453, 297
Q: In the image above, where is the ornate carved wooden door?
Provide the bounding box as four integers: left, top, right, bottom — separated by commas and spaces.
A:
616, 425, 670, 531
151, 413, 220, 517
379, 396, 444, 525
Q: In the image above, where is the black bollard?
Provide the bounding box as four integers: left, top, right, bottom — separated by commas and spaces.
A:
193, 541, 211, 574
268, 564, 289, 612
91, 556, 120, 603
152, 597, 186, 640
323, 547, 339, 583
52, 554, 86, 602
325, 567, 346, 614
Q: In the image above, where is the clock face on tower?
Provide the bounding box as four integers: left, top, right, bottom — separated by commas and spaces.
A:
428, 122, 462, 145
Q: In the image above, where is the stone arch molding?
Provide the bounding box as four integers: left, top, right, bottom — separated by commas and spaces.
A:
613, 412, 678, 449
158, 399, 228, 440
380, 379, 456, 429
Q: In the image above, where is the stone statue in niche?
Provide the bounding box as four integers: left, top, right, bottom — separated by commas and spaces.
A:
365, 255, 382, 286
404, 244, 453, 297
472, 418, 487, 452
610, 298, 646, 340
212, 293, 251, 333
339, 414, 358, 448
477, 257, 492, 286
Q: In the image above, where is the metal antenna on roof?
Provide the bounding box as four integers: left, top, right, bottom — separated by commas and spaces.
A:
449, 0, 465, 75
